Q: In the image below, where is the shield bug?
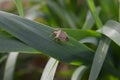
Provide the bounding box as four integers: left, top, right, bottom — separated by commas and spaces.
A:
52, 29, 69, 42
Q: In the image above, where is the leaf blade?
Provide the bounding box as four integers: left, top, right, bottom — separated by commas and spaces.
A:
71, 65, 87, 80
0, 32, 37, 53
0, 11, 93, 63
14, 0, 24, 17
88, 37, 111, 80
40, 58, 59, 80
98, 20, 120, 47
3, 52, 19, 80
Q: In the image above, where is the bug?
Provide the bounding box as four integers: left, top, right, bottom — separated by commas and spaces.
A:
52, 29, 69, 42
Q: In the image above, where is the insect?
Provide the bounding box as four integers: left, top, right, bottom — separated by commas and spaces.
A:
52, 29, 69, 42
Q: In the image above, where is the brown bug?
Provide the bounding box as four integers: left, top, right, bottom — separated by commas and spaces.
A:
52, 29, 69, 42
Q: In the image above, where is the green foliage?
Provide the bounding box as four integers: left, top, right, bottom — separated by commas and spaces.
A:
0, 0, 119, 80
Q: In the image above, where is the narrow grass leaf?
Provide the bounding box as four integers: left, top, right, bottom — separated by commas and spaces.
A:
3, 52, 19, 80
0, 55, 7, 65
40, 58, 59, 80
63, 29, 101, 41
71, 65, 87, 80
98, 20, 120, 47
80, 37, 98, 45
14, 0, 24, 17
88, 37, 111, 80
82, 7, 101, 30
87, 0, 103, 28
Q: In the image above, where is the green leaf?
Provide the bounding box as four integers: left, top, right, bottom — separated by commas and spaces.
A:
98, 20, 120, 47
0, 11, 93, 63
3, 52, 19, 80
87, 0, 103, 28
71, 65, 87, 80
14, 0, 24, 17
63, 29, 101, 40
82, 7, 101, 30
80, 37, 98, 45
0, 32, 37, 53
40, 58, 59, 80
3, 2, 25, 80
88, 36, 111, 80
89, 20, 120, 80
0, 55, 7, 65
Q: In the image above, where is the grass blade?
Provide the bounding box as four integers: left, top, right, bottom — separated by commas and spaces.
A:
98, 20, 120, 47
88, 20, 120, 80
88, 36, 111, 80
40, 58, 59, 80
82, 7, 101, 30
3, 52, 19, 80
0, 55, 7, 65
80, 37, 98, 45
63, 29, 101, 41
71, 65, 87, 80
87, 0, 103, 28
14, 0, 24, 17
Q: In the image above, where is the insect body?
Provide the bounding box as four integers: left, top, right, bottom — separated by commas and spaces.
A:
52, 29, 69, 42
